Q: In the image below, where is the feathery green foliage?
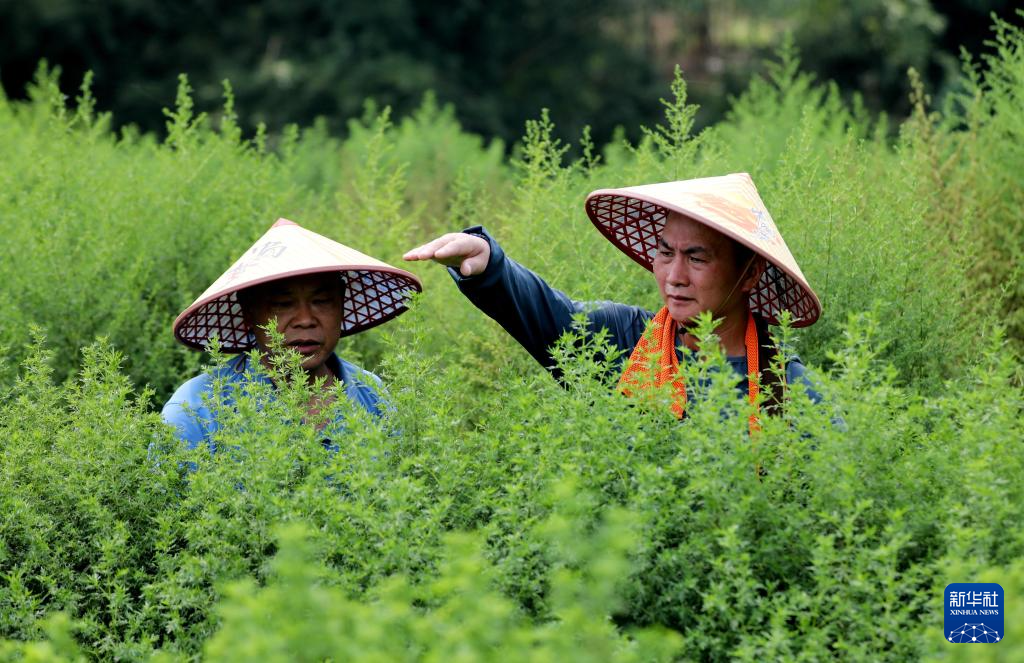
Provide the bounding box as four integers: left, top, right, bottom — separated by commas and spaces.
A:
1, 18, 1023, 661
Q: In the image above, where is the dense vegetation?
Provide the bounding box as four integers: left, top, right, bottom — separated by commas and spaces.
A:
1, 15, 1022, 662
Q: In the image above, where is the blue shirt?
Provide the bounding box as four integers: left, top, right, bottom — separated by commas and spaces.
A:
451, 226, 822, 402
161, 353, 386, 450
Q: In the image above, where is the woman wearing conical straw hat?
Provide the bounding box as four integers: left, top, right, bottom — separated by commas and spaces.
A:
405, 173, 822, 424
163, 218, 421, 448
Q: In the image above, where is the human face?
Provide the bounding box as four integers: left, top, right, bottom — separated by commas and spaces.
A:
244, 273, 345, 380
652, 212, 760, 329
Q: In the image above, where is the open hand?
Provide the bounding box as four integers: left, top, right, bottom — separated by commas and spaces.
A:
403, 233, 491, 277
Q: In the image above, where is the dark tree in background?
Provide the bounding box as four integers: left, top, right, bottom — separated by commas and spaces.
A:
788, 0, 1016, 114
0, 0, 664, 146
0, 0, 1018, 146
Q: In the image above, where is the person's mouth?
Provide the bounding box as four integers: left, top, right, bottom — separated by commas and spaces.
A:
287, 339, 321, 355
667, 295, 694, 304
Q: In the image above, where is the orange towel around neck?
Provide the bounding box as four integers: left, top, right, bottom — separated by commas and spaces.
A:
618, 308, 761, 433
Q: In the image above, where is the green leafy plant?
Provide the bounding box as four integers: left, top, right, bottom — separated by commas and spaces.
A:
1, 18, 1023, 661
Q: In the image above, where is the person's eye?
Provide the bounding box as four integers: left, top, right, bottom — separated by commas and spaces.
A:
313, 298, 333, 305
270, 299, 293, 308
658, 249, 673, 258
689, 255, 706, 264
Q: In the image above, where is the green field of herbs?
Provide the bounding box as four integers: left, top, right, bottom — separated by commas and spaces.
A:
1, 16, 1023, 662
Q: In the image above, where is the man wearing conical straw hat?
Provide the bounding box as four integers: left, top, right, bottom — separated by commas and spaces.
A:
405, 173, 821, 423
163, 218, 421, 448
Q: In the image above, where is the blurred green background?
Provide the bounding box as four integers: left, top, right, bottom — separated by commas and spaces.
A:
0, 0, 1017, 147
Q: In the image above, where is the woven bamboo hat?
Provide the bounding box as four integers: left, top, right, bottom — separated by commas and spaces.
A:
585, 172, 820, 327
173, 218, 422, 351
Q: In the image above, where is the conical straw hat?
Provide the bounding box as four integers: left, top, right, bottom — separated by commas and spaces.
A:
174, 218, 422, 351
585, 172, 820, 327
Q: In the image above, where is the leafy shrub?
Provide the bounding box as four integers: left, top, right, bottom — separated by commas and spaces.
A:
1, 18, 1023, 662
1, 315, 1021, 660
939, 12, 1024, 357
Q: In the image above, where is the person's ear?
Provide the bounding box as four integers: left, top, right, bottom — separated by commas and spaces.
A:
741, 257, 765, 293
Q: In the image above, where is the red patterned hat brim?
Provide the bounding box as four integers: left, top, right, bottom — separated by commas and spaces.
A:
173, 219, 422, 351
585, 173, 821, 327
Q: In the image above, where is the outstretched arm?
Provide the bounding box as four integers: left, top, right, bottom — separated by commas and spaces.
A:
405, 227, 649, 372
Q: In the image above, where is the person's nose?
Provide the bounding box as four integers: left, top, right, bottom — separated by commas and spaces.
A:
290, 299, 316, 328
665, 255, 690, 287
